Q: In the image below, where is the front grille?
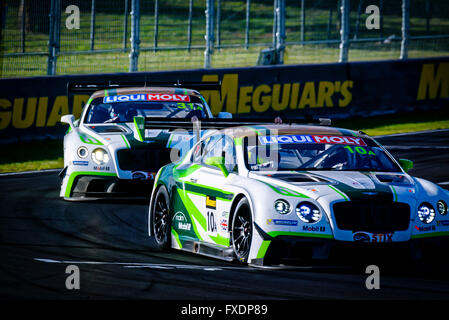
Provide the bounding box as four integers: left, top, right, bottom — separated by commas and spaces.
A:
333, 201, 410, 233
116, 148, 171, 171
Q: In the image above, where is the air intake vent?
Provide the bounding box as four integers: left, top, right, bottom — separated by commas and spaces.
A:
333, 201, 410, 233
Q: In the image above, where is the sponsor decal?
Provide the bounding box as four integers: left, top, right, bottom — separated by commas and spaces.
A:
267, 219, 298, 226
415, 225, 436, 232
371, 233, 393, 242
206, 195, 217, 210
417, 62, 449, 101
132, 171, 154, 180
353, 232, 393, 242
132, 172, 146, 180
302, 225, 326, 232
353, 232, 370, 242
207, 211, 217, 234
103, 94, 190, 104
437, 220, 449, 227
72, 160, 88, 166
259, 134, 366, 146
173, 211, 192, 231
93, 166, 110, 171
220, 218, 228, 232
201, 74, 353, 115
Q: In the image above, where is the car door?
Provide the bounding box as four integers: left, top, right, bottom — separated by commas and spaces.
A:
179, 133, 237, 247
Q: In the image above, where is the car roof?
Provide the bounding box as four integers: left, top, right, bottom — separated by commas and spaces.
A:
217, 124, 368, 139
89, 87, 202, 100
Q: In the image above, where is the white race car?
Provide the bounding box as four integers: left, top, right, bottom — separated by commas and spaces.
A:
59, 84, 230, 201
148, 124, 449, 265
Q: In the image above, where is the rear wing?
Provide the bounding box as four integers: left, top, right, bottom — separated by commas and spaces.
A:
141, 117, 331, 130
67, 80, 222, 95
134, 116, 331, 144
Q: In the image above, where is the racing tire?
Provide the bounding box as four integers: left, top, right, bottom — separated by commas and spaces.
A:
150, 185, 171, 250
231, 197, 253, 264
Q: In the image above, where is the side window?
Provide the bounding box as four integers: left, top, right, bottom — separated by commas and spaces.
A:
222, 136, 237, 173
201, 134, 224, 165
191, 140, 206, 163
191, 134, 220, 164
201, 134, 237, 173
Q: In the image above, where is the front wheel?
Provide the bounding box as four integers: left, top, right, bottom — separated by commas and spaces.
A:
150, 186, 171, 250
231, 197, 253, 263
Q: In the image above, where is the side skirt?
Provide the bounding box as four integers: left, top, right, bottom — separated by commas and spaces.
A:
172, 238, 236, 262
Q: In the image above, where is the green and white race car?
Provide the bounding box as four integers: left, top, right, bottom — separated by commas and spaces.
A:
148, 124, 449, 265
59, 84, 230, 201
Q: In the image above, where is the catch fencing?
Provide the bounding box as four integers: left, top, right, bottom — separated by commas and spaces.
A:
1, 0, 449, 78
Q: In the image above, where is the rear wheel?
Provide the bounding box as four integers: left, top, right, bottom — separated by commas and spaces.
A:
231, 197, 253, 263
150, 186, 171, 250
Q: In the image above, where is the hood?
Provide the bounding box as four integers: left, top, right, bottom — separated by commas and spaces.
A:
82, 122, 198, 151
249, 170, 416, 202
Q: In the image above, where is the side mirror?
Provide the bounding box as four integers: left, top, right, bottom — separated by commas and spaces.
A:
61, 114, 75, 128
398, 159, 413, 172
217, 112, 232, 119
204, 156, 229, 177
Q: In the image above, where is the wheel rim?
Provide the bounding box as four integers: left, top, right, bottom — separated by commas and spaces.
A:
232, 206, 252, 260
153, 193, 169, 243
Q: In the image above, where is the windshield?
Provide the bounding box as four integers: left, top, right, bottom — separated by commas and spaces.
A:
244, 134, 402, 172
84, 94, 208, 124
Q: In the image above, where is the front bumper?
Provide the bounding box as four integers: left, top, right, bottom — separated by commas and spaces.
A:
251, 234, 449, 266
63, 174, 154, 200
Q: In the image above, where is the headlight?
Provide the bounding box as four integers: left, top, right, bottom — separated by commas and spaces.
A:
295, 202, 321, 223
437, 200, 448, 215
91, 148, 109, 165
417, 202, 436, 224
77, 146, 88, 158
274, 199, 291, 215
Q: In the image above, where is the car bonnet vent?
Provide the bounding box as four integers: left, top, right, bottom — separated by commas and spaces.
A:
89, 126, 126, 133
268, 173, 328, 183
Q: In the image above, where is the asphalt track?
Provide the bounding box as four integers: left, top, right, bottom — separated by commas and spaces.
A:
1, 130, 449, 301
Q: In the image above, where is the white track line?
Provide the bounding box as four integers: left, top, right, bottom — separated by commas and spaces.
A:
438, 181, 449, 186
0, 168, 61, 177
34, 258, 349, 271
374, 128, 449, 138
384, 145, 449, 150
34, 258, 250, 271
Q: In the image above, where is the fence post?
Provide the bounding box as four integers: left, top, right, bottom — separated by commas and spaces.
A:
216, 0, 221, 49
276, 0, 285, 64
129, 0, 140, 72
245, 0, 250, 50
187, 0, 193, 51
123, 0, 129, 51
339, 0, 349, 63
204, 0, 214, 68
300, 0, 305, 43
90, 0, 96, 51
47, 0, 60, 75
354, 0, 363, 40
154, 0, 159, 52
400, 0, 410, 60
21, 0, 26, 53
379, 0, 384, 39
327, 7, 333, 40
272, 0, 279, 51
